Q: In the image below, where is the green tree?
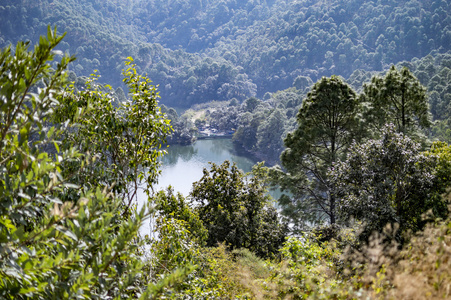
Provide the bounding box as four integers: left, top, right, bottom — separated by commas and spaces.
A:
243, 96, 261, 112
233, 110, 265, 152
149, 217, 199, 282
424, 141, 451, 213
332, 125, 446, 241
0, 28, 182, 299
362, 65, 431, 136
190, 161, 286, 258
153, 186, 208, 245
274, 76, 361, 230
293, 75, 313, 92
54, 58, 172, 215
256, 108, 287, 164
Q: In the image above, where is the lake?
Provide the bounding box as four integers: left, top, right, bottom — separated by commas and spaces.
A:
155, 138, 260, 195
138, 138, 265, 236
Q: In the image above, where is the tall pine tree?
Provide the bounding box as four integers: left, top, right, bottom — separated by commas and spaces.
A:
361, 65, 431, 136
272, 76, 362, 231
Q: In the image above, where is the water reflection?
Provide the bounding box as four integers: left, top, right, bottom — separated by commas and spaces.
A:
207, 139, 231, 157
162, 143, 198, 166
156, 138, 258, 195
139, 138, 280, 236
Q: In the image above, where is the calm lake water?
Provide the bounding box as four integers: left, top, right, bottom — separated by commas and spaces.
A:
155, 138, 259, 195
138, 138, 264, 236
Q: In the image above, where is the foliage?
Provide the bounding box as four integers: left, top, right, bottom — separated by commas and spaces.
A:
427, 142, 451, 194
275, 76, 361, 231
384, 203, 451, 299
54, 58, 172, 216
7, 0, 447, 163
190, 161, 287, 258
256, 108, 288, 162
1, 0, 449, 107
180, 245, 264, 299
335, 203, 451, 299
332, 125, 445, 241
345, 53, 451, 142
1, 3, 451, 298
166, 49, 450, 164
229, 94, 293, 165
233, 107, 268, 157
266, 235, 348, 299
0, 28, 178, 299
152, 212, 450, 299
160, 105, 197, 145
149, 217, 199, 282
149, 221, 270, 299
406, 53, 451, 122
431, 120, 451, 144
423, 141, 451, 219
361, 65, 431, 136
153, 186, 208, 245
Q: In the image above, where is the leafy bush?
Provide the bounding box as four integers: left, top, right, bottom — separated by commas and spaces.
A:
333, 125, 448, 242
266, 236, 347, 299
190, 161, 287, 258
0, 27, 176, 299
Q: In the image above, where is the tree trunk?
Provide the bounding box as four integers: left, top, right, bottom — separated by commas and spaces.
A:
330, 193, 336, 224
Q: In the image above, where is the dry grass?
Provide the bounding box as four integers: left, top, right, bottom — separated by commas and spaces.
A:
389, 218, 451, 299
343, 207, 451, 299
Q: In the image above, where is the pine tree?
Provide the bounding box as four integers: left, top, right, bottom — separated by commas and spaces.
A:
273, 76, 362, 231
362, 65, 431, 136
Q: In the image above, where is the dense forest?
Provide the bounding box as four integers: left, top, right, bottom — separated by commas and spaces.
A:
1, 0, 450, 107
169, 51, 451, 165
3, 0, 448, 162
1, 0, 451, 299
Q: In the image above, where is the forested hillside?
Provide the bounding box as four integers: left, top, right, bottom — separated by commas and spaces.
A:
1, 0, 449, 107
170, 52, 451, 165
1, 0, 451, 299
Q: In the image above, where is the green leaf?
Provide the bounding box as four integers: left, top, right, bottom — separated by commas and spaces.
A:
55, 225, 77, 241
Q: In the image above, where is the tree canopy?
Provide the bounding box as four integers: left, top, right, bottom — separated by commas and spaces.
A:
1, 0, 449, 107
0, 2, 451, 297
275, 76, 361, 230
362, 65, 431, 136
0, 27, 178, 299
332, 125, 446, 241
190, 161, 286, 258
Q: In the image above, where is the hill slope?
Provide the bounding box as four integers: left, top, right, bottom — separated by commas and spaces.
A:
0, 0, 449, 107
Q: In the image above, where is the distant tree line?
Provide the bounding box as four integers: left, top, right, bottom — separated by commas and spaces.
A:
0, 0, 449, 107
169, 52, 451, 167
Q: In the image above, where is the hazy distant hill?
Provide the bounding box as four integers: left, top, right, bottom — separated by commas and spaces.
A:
0, 0, 449, 107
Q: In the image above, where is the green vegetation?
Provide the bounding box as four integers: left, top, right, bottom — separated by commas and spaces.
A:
333, 125, 448, 242
0, 28, 176, 299
191, 161, 286, 258
1, 0, 449, 107
1, 0, 451, 298
168, 57, 449, 166
277, 76, 361, 227
54, 58, 172, 215
362, 65, 431, 136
